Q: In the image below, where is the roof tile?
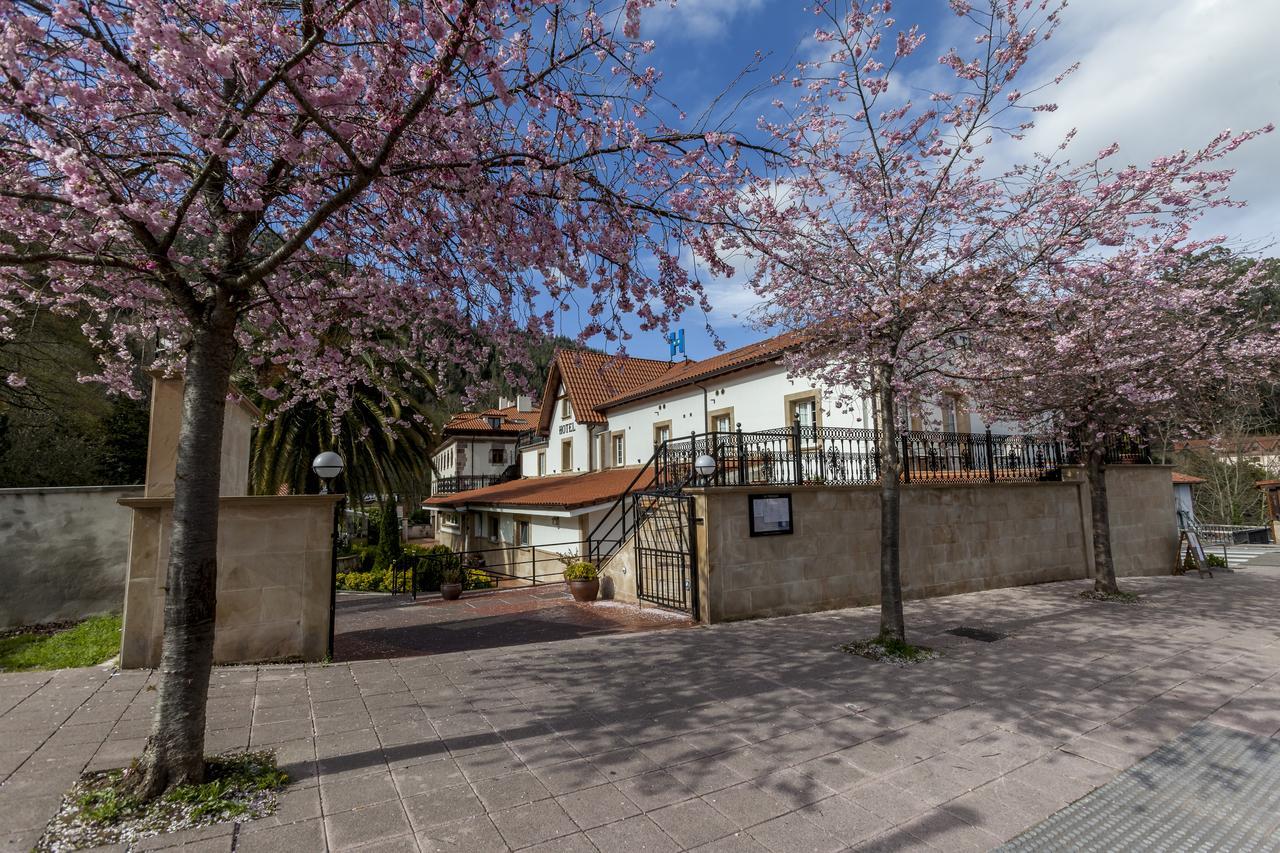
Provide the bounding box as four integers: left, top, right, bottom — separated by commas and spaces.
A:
424, 466, 652, 510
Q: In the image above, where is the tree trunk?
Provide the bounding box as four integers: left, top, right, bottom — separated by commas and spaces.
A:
873, 364, 906, 641
1085, 445, 1120, 594
128, 309, 237, 799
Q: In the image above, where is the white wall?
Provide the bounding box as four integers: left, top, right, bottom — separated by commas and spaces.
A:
602, 362, 873, 465
432, 436, 517, 481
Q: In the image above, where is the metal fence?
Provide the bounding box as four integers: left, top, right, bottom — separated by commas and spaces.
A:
432, 475, 501, 496
653, 425, 1092, 491
391, 540, 584, 599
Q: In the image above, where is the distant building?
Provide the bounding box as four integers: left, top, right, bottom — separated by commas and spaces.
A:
1176, 436, 1280, 476
430, 396, 539, 497
1172, 471, 1205, 527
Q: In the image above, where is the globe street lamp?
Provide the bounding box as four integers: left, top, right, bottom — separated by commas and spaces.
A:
694, 453, 717, 483
312, 451, 345, 494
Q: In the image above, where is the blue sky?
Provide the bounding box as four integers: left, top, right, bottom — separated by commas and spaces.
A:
573, 0, 1280, 362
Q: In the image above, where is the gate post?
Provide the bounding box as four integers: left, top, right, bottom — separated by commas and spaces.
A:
686, 495, 699, 620
736, 424, 746, 486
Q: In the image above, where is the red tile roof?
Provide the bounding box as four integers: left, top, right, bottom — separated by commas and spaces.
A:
424, 466, 653, 510
443, 403, 541, 436
1172, 471, 1206, 485
598, 331, 803, 410
538, 350, 679, 430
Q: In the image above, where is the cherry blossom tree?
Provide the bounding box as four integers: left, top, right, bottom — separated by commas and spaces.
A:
727, 0, 1271, 641
965, 246, 1280, 595
0, 0, 742, 796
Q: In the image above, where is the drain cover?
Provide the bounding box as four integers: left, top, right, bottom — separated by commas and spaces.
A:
946, 626, 1007, 642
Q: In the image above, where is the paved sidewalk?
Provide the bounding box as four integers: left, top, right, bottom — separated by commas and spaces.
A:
3, 568, 1280, 852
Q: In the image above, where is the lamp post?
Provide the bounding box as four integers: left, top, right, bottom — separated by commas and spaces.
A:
694, 453, 717, 484
312, 451, 345, 660
312, 450, 345, 493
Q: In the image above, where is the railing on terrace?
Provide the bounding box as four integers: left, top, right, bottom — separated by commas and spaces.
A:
432, 475, 501, 496
651, 425, 1148, 492
391, 540, 583, 598
515, 430, 546, 451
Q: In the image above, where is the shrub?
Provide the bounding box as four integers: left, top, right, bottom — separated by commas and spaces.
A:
1205, 553, 1228, 568
409, 508, 430, 525
562, 560, 598, 582
335, 568, 396, 592
466, 567, 495, 590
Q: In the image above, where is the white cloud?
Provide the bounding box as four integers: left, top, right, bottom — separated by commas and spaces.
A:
642, 0, 765, 41
1009, 0, 1280, 247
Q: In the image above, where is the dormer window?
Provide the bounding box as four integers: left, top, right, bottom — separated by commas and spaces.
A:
486, 416, 502, 430
561, 397, 572, 419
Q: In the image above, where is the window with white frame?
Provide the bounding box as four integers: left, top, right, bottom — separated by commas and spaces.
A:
516, 520, 530, 546
612, 433, 626, 466
537, 451, 546, 476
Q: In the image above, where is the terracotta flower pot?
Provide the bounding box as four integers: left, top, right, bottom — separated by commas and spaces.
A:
568, 579, 599, 602
440, 582, 463, 601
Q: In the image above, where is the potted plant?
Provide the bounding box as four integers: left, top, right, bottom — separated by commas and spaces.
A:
439, 566, 463, 601
562, 560, 599, 602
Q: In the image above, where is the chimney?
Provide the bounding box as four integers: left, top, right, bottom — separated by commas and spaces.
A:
498, 396, 512, 409
516, 395, 534, 412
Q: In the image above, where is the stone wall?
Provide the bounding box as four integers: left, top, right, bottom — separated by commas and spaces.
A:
119, 494, 341, 668
693, 465, 1176, 623
0, 485, 142, 628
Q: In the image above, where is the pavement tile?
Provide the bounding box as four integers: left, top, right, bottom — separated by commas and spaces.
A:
701, 782, 790, 829
748, 811, 845, 853
648, 797, 738, 849
472, 769, 551, 811
489, 798, 578, 849
586, 814, 680, 853
556, 782, 641, 830
321, 771, 402, 812
324, 799, 413, 850
796, 793, 891, 845
664, 756, 750, 795
415, 815, 508, 852
530, 757, 611, 795
391, 758, 467, 797
402, 783, 486, 831
615, 769, 697, 811
234, 817, 326, 852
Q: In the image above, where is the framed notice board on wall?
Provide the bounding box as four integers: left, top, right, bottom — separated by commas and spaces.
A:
748, 493, 793, 537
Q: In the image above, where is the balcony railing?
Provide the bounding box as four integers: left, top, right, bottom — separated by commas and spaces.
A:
652, 425, 1146, 491
432, 475, 501, 496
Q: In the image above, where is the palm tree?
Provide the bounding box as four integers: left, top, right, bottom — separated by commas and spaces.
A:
249, 359, 437, 503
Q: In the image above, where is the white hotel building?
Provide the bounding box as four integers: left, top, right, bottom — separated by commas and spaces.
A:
425, 333, 994, 561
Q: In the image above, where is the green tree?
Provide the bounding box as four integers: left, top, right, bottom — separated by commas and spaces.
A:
375, 499, 402, 570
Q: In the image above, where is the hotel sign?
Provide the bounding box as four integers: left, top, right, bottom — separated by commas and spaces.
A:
558, 422, 576, 435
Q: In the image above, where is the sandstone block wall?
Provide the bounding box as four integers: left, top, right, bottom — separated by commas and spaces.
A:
694, 465, 1177, 622
119, 494, 340, 668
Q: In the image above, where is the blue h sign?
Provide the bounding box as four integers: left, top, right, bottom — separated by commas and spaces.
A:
667, 328, 685, 358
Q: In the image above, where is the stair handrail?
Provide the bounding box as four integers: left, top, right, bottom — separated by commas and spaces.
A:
586, 445, 665, 565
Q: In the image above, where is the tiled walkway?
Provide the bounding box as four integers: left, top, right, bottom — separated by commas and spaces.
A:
333, 588, 694, 660
3, 567, 1280, 852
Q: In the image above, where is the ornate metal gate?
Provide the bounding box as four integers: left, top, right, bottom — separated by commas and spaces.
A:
631, 492, 697, 616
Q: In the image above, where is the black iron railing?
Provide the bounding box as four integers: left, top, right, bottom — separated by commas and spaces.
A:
432, 475, 501, 496
653, 425, 1092, 491
391, 539, 588, 599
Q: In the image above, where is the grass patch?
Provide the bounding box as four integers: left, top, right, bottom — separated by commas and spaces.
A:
839, 634, 940, 666
0, 614, 121, 672
38, 751, 288, 851
1079, 589, 1140, 604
